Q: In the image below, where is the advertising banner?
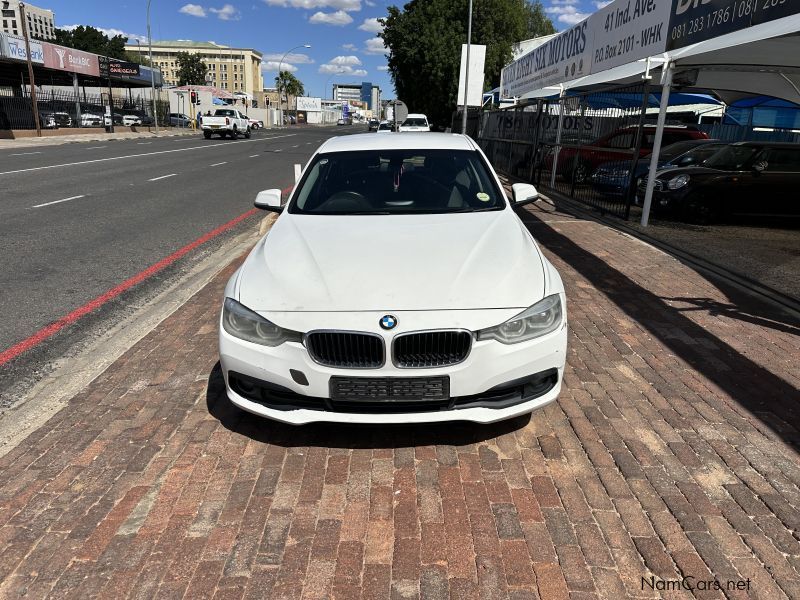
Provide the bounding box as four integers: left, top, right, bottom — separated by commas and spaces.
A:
666, 0, 800, 50
342, 101, 350, 118
590, 0, 671, 72
0, 33, 44, 64
108, 60, 140, 77
457, 44, 488, 106
42, 43, 100, 76
296, 96, 322, 111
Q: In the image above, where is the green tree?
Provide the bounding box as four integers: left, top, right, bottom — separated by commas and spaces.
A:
48, 26, 127, 59
275, 71, 305, 99
524, 0, 556, 38
176, 52, 208, 86
381, 0, 555, 126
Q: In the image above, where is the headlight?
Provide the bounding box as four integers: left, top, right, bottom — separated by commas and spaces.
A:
477, 294, 563, 344
609, 169, 630, 178
222, 298, 302, 346
667, 174, 690, 190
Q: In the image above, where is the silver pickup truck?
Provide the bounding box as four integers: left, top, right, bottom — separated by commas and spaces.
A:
201, 108, 251, 139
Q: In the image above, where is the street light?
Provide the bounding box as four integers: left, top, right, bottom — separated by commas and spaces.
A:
147, 0, 158, 133
461, 0, 473, 135
278, 43, 310, 126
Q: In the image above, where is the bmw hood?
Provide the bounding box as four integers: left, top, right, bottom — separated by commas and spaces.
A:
237, 211, 547, 311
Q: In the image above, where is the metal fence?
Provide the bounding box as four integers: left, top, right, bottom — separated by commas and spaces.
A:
0, 86, 170, 130
479, 82, 651, 219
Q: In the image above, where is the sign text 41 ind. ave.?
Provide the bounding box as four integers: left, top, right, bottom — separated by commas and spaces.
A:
591, 0, 671, 72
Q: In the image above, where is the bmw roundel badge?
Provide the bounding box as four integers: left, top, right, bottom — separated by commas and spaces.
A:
380, 314, 398, 330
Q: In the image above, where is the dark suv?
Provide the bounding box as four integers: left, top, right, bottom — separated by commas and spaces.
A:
642, 141, 800, 223
550, 125, 710, 183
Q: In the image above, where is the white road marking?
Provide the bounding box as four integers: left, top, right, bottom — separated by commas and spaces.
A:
86, 146, 107, 150
274, 149, 282, 152
291, 145, 299, 148
0, 134, 298, 177
249, 154, 259, 158
210, 161, 227, 167
148, 173, 177, 181
32, 195, 85, 208
10, 151, 42, 156
137, 142, 152, 145
306, 142, 311, 145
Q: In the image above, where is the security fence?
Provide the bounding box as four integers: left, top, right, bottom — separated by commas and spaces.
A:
0, 86, 170, 130
479, 82, 652, 220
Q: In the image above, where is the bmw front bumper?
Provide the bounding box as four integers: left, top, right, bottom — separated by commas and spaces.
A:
218, 309, 568, 425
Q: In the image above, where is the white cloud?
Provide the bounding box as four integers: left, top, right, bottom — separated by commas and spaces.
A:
363, 36, 385, 55
309, 10, 353, 25
377, 65, 389, 71
549, 0, 579, 4
209, 4, 241, 19
262, 52, 314, 64
318, 61, 367, 76
264, 0, 361, 11
62, 24, 147, 42
341, 43, 357, 50
545, 5, 590, 24
329, 55, 362, 65
180, 3, 207, 17
593, 0, 612, 7
365, 0, 375, 5
357, 17, 382, 32
262, 61, 299, 72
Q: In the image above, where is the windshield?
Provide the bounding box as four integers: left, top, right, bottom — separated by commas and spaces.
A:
660, 141, 707, 162
703, 146, 759, 170
402, 118, 428, 127
289, 149, 505, 215
215, 109, 236, 117
378, 122, 392, 130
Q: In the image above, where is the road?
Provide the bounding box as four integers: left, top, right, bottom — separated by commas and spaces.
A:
0, 125, 359, 402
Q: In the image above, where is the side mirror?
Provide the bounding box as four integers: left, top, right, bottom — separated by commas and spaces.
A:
254, 189, 283, 213
677, 155, 694, 166
753, 161, 767, 173
511, 183, 539, 207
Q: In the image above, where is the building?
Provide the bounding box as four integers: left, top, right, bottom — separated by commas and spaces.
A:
332, 81, 381, 111
125, 40, 264, 97
1, 1, 55, 39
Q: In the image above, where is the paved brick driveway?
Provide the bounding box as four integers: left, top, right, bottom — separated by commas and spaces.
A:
0, 200, 798, 599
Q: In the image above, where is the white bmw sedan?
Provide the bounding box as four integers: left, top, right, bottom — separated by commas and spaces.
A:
219, 133, 567, 425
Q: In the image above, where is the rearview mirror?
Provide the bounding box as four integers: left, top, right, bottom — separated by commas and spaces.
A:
254, 189, 283, 213
511, 183, 539, 207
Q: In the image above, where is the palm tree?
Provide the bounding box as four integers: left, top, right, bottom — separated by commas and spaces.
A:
275, 71, 305, 114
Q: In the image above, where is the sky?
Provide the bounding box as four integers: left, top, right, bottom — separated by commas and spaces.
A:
42, 0, 601, 100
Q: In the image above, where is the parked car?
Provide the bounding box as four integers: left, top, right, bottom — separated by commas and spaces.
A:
80, 113, 103, 127
53, 112, 73, 127
398, 113, 430, 132
201, 108, 250, 139
122, 114, 142, 126
138, 114, 155, 126
640, 141, 800, 223
219, 132, 567, 425
337, 117, 352, 126
38, 112, 57, 129
367, 118, 379, 132
169, 113, 193, 127
550, 125, 710, 183
589, 139, 726, 199
248, 118, 264, 130
377, 120, 393, 133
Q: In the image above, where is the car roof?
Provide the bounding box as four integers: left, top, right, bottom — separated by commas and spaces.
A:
317, 132, 475, 153
730, 141, 800, 148
405, 113, 427, 119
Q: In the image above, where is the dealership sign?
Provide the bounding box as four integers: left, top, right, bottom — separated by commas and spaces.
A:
296, 96, 322, 112
0, 33, 44, 64
108, 60, 141, 77
501, 0, 800, 97
43, 43, 100, 76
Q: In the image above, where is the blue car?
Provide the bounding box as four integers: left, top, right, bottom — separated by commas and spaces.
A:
588, 139, 726, 200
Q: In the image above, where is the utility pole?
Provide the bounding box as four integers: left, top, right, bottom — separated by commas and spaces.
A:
147, 0, 159, 133
18, 2, 41, 136
460, 0, 473, 135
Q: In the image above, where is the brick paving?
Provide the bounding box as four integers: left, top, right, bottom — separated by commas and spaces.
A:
0, 200, 798, 599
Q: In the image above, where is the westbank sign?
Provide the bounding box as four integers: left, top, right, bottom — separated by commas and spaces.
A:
0, 33, 100, 76
0, 34, 44, 64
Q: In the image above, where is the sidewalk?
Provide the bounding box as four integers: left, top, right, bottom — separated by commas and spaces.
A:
0, 200, 798, 599
0, 128, 198, 149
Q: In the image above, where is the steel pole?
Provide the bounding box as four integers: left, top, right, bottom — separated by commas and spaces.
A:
641, 62, 673, 227
147, 0, 158, 133
18, 3, 41, 136
461, 0, 473, 135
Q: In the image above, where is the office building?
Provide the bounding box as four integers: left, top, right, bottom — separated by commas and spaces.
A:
1, 1, 55, 39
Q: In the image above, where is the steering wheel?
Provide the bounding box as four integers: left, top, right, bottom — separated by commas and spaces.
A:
318, 191, 371, 212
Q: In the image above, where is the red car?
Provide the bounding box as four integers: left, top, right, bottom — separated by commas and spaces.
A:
549, 125, 709, 183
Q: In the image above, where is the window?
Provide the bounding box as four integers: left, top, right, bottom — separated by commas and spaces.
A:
764, 148, 800, 171
606, 132, 635, 149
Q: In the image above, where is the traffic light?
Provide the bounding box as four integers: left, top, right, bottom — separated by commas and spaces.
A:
190, 91, 198, 104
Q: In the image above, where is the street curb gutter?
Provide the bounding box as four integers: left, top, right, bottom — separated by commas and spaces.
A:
505, 178, 800, 322
0, 218, 275, 459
